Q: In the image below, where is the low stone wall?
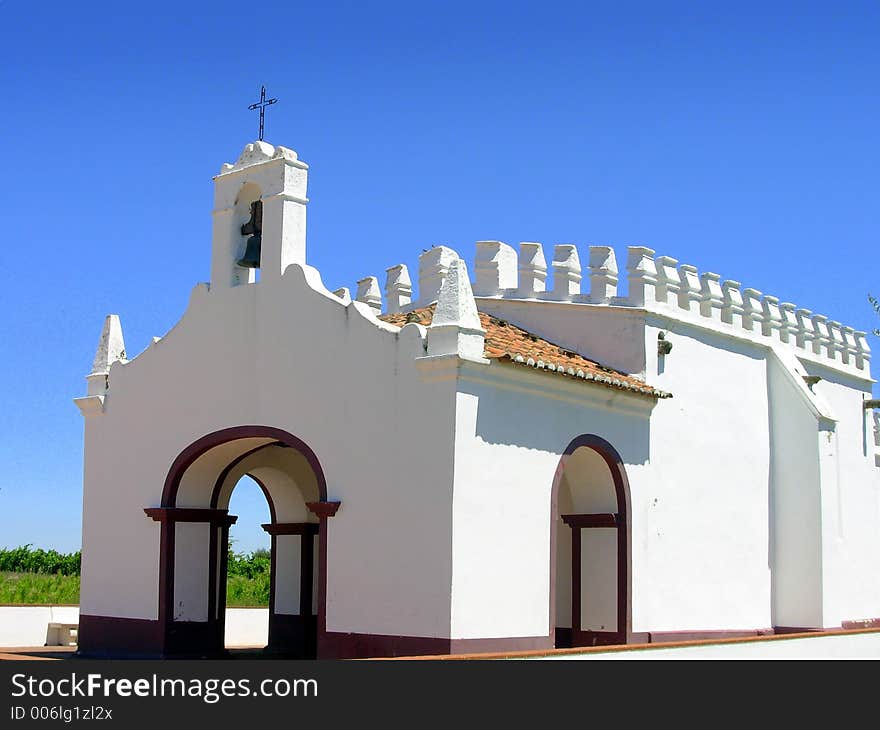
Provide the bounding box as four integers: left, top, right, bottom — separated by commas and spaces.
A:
0, 606, 269, 648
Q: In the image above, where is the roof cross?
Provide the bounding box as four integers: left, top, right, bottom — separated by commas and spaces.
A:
248, 85, 278, 142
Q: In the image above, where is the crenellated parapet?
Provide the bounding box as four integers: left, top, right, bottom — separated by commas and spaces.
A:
346, 243, 871, 378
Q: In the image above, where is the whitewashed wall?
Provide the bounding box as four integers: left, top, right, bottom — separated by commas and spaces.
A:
79, 263, 457, 639
0, 606, 79, 648
807, 366, 880, 626
766, 351, 823, 628
450, 361, 654, 640
0, 607, 268, 648
640, 319, 773, 632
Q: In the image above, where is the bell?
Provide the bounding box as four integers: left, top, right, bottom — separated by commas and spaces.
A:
237, 235, 262, 269
236, 200, 262, 269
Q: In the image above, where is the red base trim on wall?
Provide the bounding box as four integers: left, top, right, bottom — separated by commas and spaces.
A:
841, 617, 880, 630
631, 629, 775, 643
77, 614, 880, 658
319, 632, 552, 659
268, 614, 317, 658
76, 615, 164, 658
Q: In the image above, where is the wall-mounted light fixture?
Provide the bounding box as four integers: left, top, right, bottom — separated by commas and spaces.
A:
658, 331, 672, 356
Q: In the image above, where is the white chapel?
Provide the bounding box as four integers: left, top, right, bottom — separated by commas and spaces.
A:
74, 140, 880, 658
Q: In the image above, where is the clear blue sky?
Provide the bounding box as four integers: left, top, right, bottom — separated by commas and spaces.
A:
1, 1, 877, 553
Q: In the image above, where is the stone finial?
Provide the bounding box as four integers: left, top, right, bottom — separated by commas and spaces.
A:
588, 246, 618, 304
550, 245, 582, 300
654, 256, 680, 306
355, 276, 382, 314
795, 309, 815, 350
677, 264, 701, 313
517, 242, 547, 297
854, 330, 871, 370
418, 246, 458, 305
626, 247, 658, 307
761, 296, 784, 341
699, 272, 724, 320
427, 258, 487, 362
224, 141, 276, 173
474, 241, 518, 297
741, 288, 764, 333
332, 287, 351, 304
721, 280, 745, 328
779, 302, 799, 344
811, 314, 832, 357
87, 314, 126, 396
384, 264, 412, 314
826, 320, 845, 363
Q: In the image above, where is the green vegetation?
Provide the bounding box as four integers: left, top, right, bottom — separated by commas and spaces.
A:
0, 545, 81, 576
0, 544, 270, 607
225, 546, 270, 607
0, 572, 80, 604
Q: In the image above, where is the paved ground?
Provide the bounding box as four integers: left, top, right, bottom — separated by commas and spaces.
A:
0, 646, 77, 661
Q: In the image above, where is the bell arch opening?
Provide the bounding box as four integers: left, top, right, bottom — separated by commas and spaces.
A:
551, 435, 631, 648
150, 426, 331, 658
232, 182, 262, 284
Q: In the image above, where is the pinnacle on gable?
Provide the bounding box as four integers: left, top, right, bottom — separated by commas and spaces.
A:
427, 257, 487, 362
418, 246, 458, 306
432, 257, 482, 331
355, 276, 382, 314
91, 314, 126, 375
385, 264, 413, 314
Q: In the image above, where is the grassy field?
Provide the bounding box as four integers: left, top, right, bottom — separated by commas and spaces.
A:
0, 571, 269, 607
0, 545, 270, 607
0, 572, 80, 604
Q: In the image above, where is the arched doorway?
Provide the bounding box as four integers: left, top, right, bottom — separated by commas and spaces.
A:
551, 435, 631, 648
145, 426, 339, 658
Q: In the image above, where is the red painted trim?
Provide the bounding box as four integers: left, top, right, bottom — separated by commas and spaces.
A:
772, 626, 825, 635
76, 615, 163, 657
321, 632, 552, 659
562, 513, 619, 528
144, 507, 237, 526
551, 434, 632, 648
161, 426, 327, 507
261, 522, 319, 535
647, 629, 775, 643
217, 523, 231, 650
209, 444, 278, 522
156, 426, 332, 658
208, 524, 218, 622
300, 531, 315, 618
267, 615, 317, 657
387, 627, 880, 660
841, 617, 880, 630
571, 526, 581, 635
268, 532, 277, 626
306, 501, 341, 519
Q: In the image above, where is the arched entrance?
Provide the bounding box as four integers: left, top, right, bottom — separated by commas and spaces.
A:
145, 426, 339, 658
551, 435, 631, 648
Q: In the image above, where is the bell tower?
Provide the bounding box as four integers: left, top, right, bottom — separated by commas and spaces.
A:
211, 141, 309, 288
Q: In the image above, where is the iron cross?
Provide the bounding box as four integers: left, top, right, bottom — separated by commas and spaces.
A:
248, 85, 278, 142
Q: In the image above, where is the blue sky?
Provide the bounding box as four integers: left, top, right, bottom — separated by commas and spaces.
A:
1, 1, 877, 553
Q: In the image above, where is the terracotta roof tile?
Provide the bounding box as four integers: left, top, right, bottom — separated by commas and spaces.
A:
379, 306, 671, 399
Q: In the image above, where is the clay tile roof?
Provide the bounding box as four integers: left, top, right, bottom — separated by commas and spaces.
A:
379, 306, 672, 399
